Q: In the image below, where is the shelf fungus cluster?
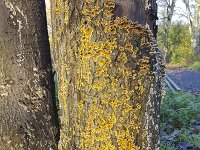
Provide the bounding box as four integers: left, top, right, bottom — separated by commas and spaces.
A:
51, 0, 165, 149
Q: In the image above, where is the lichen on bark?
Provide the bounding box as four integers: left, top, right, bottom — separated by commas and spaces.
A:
51, 0, 164, 149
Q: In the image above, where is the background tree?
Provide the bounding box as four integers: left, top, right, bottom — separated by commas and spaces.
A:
197, 0, 200, 52
158, 0, 200, 65
0, 1, 59, 149
51, 0, 164, 149
157, 0, 177, 62
181, 0, 200, 52
167, 22, 192, 64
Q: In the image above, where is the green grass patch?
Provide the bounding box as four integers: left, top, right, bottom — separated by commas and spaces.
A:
179, 130, 200, 148
160, 90, 200, 149
185, 61, 200, 70
161, 91, 200, 129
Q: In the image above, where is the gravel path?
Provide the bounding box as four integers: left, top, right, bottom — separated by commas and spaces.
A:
166, 68, 200, 95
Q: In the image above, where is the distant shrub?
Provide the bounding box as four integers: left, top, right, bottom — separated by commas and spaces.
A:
158, 22, 193, 65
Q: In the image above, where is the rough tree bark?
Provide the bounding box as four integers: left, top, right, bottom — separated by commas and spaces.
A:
114, 0, 158, 38
51, 0, 164, 149
0, 0, 59, 149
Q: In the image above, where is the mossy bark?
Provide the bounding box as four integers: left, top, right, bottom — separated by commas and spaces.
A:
0, 0, 59, 149
51, 0, 164, 149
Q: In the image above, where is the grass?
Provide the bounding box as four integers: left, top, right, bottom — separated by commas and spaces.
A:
179, 130, 200, 148
160, 90, 200, 149
185, 61, 200, 70
160, 143, 176, 150
161, 91, 200, 129
166, 61, 200, 71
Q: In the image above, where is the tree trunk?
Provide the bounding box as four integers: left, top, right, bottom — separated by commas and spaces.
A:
158, 0, 177, 63
182, 0, 197, 50
51, 0, 164, 149
115, 0, 158, 38
0, 1, 59, 149
197, 1, 200, 52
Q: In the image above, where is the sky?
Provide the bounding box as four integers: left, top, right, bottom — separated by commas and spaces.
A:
172, 0, 187, 22
157, 0, 190, 23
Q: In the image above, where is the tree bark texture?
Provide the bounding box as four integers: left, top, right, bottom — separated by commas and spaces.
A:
0, 0, 59, 149
51, 0, 164, 149
115, 0, 158, 38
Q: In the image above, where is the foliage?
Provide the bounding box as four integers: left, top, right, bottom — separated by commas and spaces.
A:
161, 91, 200, 129
158, 22, 192, 64
160, 129, 200, 149
188, 62, 200, 70
167, 23, 192, 64
185, 60, 200, 70
160, 90, 200, 149
179, 130, 200, 148
160, 143, 176, 150
165, 54, 200, 70
157, 24, 168, 56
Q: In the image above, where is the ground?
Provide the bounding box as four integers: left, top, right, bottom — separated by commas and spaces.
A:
160, 68, 200, 150
166, 68, 200, 95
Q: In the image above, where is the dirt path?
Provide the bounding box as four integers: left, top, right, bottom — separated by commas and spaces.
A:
166, 68, 200, 95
